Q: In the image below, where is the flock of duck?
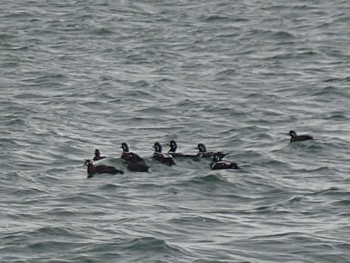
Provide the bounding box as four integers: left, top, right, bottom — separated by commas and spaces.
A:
83, 130, 313, 178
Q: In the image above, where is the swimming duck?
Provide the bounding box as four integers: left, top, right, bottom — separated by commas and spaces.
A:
120, 142, 150, 172
167, 140, 197, 159
93, 149, 106, 161
288, 130, 313, 143
84, 159, 124, 178
121, 142, 147, 163
196, 143, 228, 158
153, 142, 175, 166
210, 153, 239, 170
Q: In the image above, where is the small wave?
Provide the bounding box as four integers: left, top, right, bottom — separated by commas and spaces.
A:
27, 226, 83, 239
312, 85, 346, 96
214, 68, 237, 77
253, 205, 291, 215
3, 117, 27, 127
172, 172, 243, 196
270, 31, 295, 39
190, 174, 228, 185
59, 193, 110, 204
98, 183, 120, 191
257, 159, 290, 169
136, 106, 168, 115
27, 240, 80, 254
251, 231, 319, 242
286, 195, 303, 203
324, 112, 348, 121
201, 15, 232, 22
123, 236, 187, 257
45, 207, 78, 217
311, 187, 349, 197
288, 141, 325, 152
170, 215, 224, 226
292, 166, 331, 174
332, 199, 350, 206
0, 33, 14, 40
22, 73, 66, 84
12, 186, 48, 197
13, 92, 50, 100
72, 236, 191, 262
324, 76, 350, 83
291, 4, 318, 11
89, 27, 114, 35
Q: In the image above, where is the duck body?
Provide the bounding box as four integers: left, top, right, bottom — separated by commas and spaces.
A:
289, 130, 313, 143
167, 140, 198, 159
120, 143, 150, 172
127, 161, 150, 172
210, 153, 239, 170
211, 160, 239, 170
153, 142, 175, 166
84, 159, 124, 178
93, 149, 106, 161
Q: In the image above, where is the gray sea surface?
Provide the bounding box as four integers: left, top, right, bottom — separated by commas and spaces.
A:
1, 0, 350, 262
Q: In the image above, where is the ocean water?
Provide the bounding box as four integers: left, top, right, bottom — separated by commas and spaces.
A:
1, 0, 350, 262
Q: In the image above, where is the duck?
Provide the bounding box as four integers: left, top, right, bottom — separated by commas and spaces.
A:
84, 159, 124, 178
196, 143, 228, 158
93, 149, 106, 161
120, 142, 147, 163
120, 142, 150, 172
167, 140, 197, 159
152, 142, 175, 166
210, 153, 239, 170
288, 130, 313, 143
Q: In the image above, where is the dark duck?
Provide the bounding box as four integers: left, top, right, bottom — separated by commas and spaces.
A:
210, 153, 239, 170
288, 130, 313, 143
93, 149, 106, 161
196, 143, 228, 158
84, 159, 124, 178
152, 142, 175, 166
167, 140, 197, 159
120, 142, 150, 172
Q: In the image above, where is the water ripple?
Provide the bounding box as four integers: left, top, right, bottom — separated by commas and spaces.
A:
1, 0, 350, 262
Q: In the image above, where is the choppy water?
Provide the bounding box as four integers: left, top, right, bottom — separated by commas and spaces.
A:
1, 0, 350, 262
